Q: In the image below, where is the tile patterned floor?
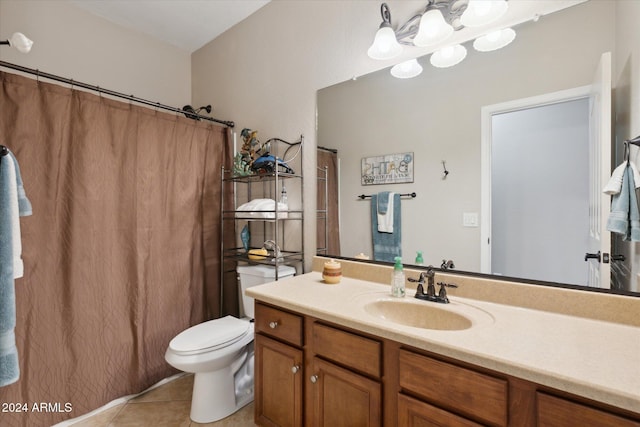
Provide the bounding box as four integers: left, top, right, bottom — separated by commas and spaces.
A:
71, 374, 256, 427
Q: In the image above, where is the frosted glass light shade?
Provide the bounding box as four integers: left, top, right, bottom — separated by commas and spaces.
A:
430, 44, 467, 68
8, 32, 33, 53
413, 9, 454, 47
473, 28, 516, 52
368, 26, 402, 60
460, 0, 508, 27
391, 59, 423, 79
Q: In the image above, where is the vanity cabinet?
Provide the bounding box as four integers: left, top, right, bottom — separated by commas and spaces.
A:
254, 302, 640, 427
399, 349, 508, 426
254, 302, 382, 427
307, 322, 382, 426
254, 303, 304, 427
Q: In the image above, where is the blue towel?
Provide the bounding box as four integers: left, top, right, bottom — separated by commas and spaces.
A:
606, 164, 640, 241
0, 151, 32, 387
371, 193, 401, 262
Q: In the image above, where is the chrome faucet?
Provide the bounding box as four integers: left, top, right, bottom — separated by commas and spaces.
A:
408, 266, 458, 304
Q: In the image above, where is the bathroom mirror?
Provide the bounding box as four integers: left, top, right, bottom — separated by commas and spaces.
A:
317, 1, 640, 294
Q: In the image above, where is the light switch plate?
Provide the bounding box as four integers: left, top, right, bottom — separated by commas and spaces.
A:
463, 212, 479, 227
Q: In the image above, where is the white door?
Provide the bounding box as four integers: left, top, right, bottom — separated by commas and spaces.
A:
480, 52, 612, 288
586, 52, 612, 288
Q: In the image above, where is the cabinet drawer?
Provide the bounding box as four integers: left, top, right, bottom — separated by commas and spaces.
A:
255, 303, 303, 347
398, 393, 483, 427
399, 349, 507, 427
312, 322, 381, 378
537, 392, 640, 427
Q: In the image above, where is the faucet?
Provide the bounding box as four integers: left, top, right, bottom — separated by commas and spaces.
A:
408, 266, 457, 304
441, 259, 455, 270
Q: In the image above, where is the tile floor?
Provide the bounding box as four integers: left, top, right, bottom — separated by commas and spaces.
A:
70, 374, 256, 427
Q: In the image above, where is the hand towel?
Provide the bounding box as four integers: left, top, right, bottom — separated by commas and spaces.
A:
606, 164, 640, 241
371, 193, 401, 262
603, 161, 640, 195
377, 191, 395, 233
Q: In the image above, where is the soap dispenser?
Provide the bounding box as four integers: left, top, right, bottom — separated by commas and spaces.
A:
391, 256, 405, 297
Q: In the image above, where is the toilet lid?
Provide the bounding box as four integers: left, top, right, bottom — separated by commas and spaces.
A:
169, 316, 251, 355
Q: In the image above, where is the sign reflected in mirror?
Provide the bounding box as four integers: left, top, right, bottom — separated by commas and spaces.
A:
317, 1, 640, 294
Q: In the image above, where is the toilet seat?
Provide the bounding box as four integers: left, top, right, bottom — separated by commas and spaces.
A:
169, 316, 251, 356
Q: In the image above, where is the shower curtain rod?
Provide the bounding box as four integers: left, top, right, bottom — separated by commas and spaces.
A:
0, 60, 235, 128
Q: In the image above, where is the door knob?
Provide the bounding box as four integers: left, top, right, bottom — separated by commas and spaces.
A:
584, 251, 601, 262
291, 365, 300, 374
310, 375, 318, 383
611, 254, 626, 262
269, 321, 278, 329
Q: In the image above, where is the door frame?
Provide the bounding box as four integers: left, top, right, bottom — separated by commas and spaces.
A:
480, 85, 592, 274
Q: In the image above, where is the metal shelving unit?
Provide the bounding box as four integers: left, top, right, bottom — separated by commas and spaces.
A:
220, 135, 305, 314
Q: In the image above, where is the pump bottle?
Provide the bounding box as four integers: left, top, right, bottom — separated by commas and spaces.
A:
391, 256, 405, 297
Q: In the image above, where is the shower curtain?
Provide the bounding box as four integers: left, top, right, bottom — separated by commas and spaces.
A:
0, 71, 232, 426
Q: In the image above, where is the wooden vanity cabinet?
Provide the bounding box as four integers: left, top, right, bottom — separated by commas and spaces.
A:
254, 303, 304, 427
254, 302, 640, 427
307, 321, 383, 426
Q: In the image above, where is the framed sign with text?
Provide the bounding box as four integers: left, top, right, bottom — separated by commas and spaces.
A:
361, 152, 414, 185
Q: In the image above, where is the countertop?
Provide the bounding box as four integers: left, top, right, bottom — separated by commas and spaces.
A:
246, 272, 640, 414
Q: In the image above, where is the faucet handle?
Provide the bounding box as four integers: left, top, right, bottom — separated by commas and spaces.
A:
436, 282, 458, 303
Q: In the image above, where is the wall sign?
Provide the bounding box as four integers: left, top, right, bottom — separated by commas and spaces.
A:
361, 152, 414, 185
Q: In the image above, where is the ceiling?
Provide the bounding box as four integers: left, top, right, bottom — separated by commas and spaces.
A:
70, 0, 271, 53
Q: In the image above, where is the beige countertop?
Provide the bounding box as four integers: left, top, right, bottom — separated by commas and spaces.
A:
246, 271, 640, 414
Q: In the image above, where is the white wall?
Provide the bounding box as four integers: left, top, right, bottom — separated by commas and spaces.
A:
0, 0, 191, 107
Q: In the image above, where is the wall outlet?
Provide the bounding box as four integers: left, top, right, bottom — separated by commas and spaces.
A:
463, 212, 479, 227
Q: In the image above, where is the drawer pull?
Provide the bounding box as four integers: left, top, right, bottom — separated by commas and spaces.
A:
310, 375, 318, 384
269, 321, 279, 329
291, 365, 300, 374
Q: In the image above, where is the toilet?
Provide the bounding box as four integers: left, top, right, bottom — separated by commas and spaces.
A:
165, 264, 295, 423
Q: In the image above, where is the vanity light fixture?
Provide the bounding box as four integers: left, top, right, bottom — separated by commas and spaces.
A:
367, 3, 403, 60
460, 0, 508, 27
367, 1, 515, 78
413, 8, 454, 47
0, 32, 33, 53
430, 44, 467, 68
473, 28, 516, 52
391, 58, 423, 79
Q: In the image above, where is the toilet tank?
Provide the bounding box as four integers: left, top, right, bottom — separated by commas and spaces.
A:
237, 265, 296, 318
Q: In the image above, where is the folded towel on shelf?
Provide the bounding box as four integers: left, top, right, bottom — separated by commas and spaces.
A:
606, 164, 640, 241
603, 161, 640, 195
377, 191, 395, 233
371, 193, 401, 262
235, 198, 289, 219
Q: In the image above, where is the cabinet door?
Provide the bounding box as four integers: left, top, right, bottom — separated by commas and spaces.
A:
255, 334, 303, 427
309, 357, 381, 427
398, 394, 484, 427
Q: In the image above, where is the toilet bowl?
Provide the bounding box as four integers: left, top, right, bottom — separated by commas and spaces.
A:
165, 264, 295, 423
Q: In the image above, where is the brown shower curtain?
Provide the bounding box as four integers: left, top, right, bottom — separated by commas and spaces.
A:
0, 71, 232, 426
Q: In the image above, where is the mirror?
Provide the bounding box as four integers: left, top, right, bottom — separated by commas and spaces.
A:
317, 1, 639, 294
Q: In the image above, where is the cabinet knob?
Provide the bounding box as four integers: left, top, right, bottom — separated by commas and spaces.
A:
310, 375, 318, 384
269, 321, 279, 329
291, 365, 300, 374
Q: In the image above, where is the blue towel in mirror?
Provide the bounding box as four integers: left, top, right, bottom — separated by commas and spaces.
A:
371, 193, 401, 262
606, 164, 640, 241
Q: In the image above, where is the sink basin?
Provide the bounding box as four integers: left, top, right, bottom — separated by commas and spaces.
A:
364, 299, 476, 331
